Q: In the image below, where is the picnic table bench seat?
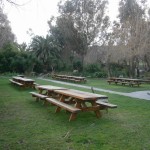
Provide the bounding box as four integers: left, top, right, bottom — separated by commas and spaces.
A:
107, 80, 121, 85
142, 79, 150, 84
121, 81, 130, 85
9, 79, 23, 87
120, 81, 141, 86
129, 82, 141, 87
107, 80, 116, 84
74, 79, 82, 83
46, 97, 81, 121
96, 100, 117, 110
30, 92, 48, 102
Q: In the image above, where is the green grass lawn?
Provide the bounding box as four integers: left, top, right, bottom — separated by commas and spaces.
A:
0, 77, 150, 150
38, 77, 150, 93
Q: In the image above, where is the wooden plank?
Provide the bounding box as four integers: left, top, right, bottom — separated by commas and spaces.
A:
54, 89, 108, 100
130, 82, 141, 87
96, 101, 117, 108
30, 92, 48, 99
107, 80, 115, 84
46, 97, 81, 121
9, 79, 23, 86
46, 98, 81, 113
15, 82, 23, 86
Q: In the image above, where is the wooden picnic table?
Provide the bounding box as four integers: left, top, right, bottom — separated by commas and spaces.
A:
53, 74, 87, 83
107, 77, 142, 87
54, 89, 108, 118
68, 76, 86, 83
30, 85, 117, 121
12, 76, 35, 88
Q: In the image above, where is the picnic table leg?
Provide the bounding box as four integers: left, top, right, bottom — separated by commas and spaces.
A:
74, 100, 82, 109
38, 89, 47, 104
55, 95, 65, 112
31, 95, 40, 102
91, 101, 101, 118
69, 113, 77, 121
55, 106, 62, 113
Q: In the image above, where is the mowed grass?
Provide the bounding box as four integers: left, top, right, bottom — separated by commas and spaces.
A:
41, 77, 150, 93
0, 77, 150, 150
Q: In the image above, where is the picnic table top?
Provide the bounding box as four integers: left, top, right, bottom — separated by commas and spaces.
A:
13, 76, 35, 82
37, 85, 67, 91
110, 77, 141, 82
68, 76, 86, 79
55, 74, 86, 79
54, 89, 108, 101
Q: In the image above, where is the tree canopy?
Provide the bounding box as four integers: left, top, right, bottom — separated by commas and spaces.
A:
0, 0, 150, 78
0, 7, 15, 48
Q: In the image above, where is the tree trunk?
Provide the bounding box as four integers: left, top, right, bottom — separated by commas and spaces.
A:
106, 55, 111, 77
144, 55, 150, 71
81, 54, 84, 71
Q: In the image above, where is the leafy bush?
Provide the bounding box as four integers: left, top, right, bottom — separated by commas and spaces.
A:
82, 63, 107, 78
73, 60, 82, 72
84, 64, 100, 73
0, 44, 39, 74
94, 71, 107, 78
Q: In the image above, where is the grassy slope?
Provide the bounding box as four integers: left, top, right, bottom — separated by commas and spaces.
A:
0, 77, 150, 150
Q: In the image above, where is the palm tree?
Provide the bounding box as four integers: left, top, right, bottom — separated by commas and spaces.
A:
30, 35, 61, 72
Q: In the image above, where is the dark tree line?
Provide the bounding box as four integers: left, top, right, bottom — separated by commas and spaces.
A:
0, 0, 150, 78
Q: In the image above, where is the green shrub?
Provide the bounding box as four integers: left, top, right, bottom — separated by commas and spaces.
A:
73, 60, 82, 72
84, 64, 100, 73
94, 71, 107, 78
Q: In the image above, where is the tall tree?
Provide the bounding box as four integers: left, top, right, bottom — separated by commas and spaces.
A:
49, 0, 109, 69
112, 0, 149, 77
0, 7, 15, 48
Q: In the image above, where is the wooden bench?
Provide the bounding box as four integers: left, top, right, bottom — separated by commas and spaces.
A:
115, 81, 124, 85
142, 79, 150, 84
74, 79, 82, 83
96, 100, 117, 112
121, 82, 130, 86
107, 80, 122, 85
129, 82, 141, 87
9, 79, 23, 87
30, 92, 48, 102
46, 97, 81, 121
107, 80, 115, 84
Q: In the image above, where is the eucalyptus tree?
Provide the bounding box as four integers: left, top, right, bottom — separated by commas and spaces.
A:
0, 7, 15, 48
140, 9, 150, 71
49, 16, 86, 68
51, 0, 109, 69
111, 0, 149, 77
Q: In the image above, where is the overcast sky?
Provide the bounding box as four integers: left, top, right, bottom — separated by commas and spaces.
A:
3, 0, 146, 44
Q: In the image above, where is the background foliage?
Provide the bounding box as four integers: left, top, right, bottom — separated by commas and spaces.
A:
0, 0, 150, 78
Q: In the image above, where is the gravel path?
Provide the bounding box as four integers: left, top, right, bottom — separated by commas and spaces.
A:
38, 78, 150, 101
